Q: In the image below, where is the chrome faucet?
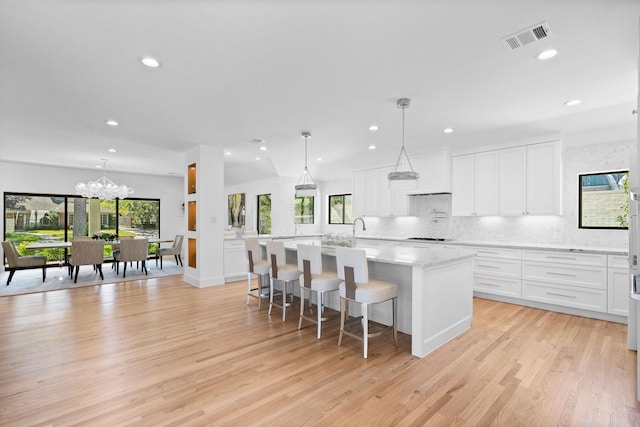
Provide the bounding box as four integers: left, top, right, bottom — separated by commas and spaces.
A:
353, 217, 366, 237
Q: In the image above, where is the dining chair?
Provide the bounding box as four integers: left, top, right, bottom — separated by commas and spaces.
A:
114, 238, 149, 278
1, 241, 47, 286
156, 235, 183, 269
267, 240, 301, 321
68, 239, 105, 283
336, 247, 398, 358
245, 238, 270, 310
297, 244, 341, 339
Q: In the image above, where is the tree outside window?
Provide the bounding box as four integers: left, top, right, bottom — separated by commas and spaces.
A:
329, 194, 353, 224
257, 194, 271, 234
294, 196, 314, 224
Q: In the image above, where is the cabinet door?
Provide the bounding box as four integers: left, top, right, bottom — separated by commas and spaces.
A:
526, 141, 561, 215
410, 151, 452, 194
377, 168, 392, 216
499, 146, 527, 216
608, 268, 629, 316
451, 154, 475, 216
474, 151, 500, 215
352, 169, 379, 217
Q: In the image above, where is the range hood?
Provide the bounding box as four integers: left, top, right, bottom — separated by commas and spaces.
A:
403, 150, 452, 196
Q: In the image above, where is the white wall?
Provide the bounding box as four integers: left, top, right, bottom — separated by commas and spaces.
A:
0, 160, 184, 271
356, 139, 635, 249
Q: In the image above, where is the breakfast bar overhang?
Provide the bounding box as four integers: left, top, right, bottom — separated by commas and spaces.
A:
282, 243, 475, 358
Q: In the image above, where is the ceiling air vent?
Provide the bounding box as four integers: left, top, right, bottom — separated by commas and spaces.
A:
502, 22, 552, 50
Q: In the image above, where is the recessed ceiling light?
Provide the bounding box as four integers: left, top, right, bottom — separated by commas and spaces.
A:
141, 57, 161, 68
317, 157, 323, 161
443, 127, 454, 134
369, 125, 379, 131
368, 145, 376, 150
225, 151, 231, 156
105, 120, 118, 126
537, 49, 558, 60
259, 146, 267, 151
565, 99, 582, 106
95, 165, 102, 168
108, 148, 117, 153
255, 157, 260, 160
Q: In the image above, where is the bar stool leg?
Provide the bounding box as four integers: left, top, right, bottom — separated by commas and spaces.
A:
363, 302, 369, 358
338, 297, 346, 346
298, 288, 306, 330
393, 297, 398, 347
268, 277, 275, 316
282, 280, 288, 322
317, 292, 322, 339
247, 272, 252, 305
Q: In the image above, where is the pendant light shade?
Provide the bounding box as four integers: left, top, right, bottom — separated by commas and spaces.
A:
295, 131, 318, 197
388, 98, 419, 182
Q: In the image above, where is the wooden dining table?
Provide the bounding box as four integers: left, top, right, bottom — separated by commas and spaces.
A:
26, 238, 173, 250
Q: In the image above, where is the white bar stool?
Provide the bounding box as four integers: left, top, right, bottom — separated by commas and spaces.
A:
297, 244, 341, 339
267, 240, 301, 321
336, 247, 398, 358
245, 238, 270, 310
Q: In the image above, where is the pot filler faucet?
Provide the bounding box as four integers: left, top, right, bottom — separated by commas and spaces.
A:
353, 217, 366, 238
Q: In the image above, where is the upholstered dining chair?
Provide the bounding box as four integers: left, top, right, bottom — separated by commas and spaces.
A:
156, 235, 183, 269
336, 247, 398, 358
297, 244, 341, 339
266, 240, 301, 321
114, 238, 149, 278
245, 238, 270, 310
68, 239, 105, 283
1, 241, 47, 286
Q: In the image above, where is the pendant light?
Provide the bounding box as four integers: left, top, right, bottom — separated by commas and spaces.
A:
295, 131, 318, 197
388, 98, 419, 182
75, 159, 134, 199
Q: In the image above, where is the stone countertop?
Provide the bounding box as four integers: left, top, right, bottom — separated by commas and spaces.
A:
281, 241, 475, 269
355, 236, 628, 256
224, 234, 322, 241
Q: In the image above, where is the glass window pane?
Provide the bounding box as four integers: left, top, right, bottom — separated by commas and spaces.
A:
258, 194, 271, 234
117, 199, 160, 238
579, 171, 628, 229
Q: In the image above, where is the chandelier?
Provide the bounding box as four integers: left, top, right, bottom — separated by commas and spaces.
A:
295, 131, 318, 197
75, 159, 134, 200
388, 98, 419, 182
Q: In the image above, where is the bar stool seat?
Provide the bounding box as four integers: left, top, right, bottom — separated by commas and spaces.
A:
245, 238, 270, 310
336, 247, 398, 358
267, 240, 301, 321
297, 244, 341, 339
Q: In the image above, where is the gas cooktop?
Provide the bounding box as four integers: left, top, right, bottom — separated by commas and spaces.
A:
407, 237, 448, 241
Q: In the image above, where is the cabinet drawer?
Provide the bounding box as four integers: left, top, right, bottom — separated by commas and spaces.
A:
522, 281, 607, 313
465, 246, 521, 260
474, 275, 522, 298
522, 250, 606, 267
224, 240, 246, 249
522, 261, 606, 290
474, 258, 521, 279
608, 255, 628, 269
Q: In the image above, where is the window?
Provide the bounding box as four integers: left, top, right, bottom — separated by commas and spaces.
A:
294, 196, 314, 224
4, 192, 160, 261
329, 194, 353, 224
257, 194, 271, 234
578, 171, 628, 229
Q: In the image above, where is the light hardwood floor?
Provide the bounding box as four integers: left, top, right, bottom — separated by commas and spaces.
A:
1, 275, 639, 426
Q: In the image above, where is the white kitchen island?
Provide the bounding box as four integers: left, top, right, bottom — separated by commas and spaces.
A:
282, 243, 475, 358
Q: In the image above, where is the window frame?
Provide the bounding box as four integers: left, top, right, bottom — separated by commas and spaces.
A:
328, 193, 353, 225
577, 170, 628, 230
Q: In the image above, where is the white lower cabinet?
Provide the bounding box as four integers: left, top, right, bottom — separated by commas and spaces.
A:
608, 255, 629, 316
474, 275, 522, 298
521, 250, 607, 313
467, 246, 522, 298
224, 240, 247, 281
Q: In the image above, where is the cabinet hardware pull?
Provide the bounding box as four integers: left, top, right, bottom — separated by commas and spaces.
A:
478, 282, 499, 287
546, 272, 577, 277
546, 292, 577, 299
477, 251, 499, 255
547, 256, 576, 260
478, 265, 500, 269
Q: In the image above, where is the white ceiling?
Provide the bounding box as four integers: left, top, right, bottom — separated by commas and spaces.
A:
0, 0, 637, 186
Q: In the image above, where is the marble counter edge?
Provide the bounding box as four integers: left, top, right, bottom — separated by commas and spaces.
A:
355, 236, 627, 256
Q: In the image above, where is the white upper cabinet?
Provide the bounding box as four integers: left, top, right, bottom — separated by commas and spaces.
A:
452, 152, 499, 216
499, 141, 562, 216
455, 140, 562, 217
352, 167, 409, 217
406, 150, 452, 195
451, 154, 476, 216
526, 141, 562, 215
499, 146, 527, 215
